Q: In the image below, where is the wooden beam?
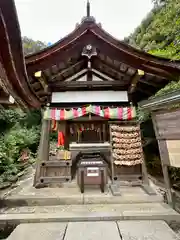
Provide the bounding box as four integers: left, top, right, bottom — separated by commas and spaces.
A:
34, 71, 48, 93
128, 69, 145, 94
64, 69, 87, 82
128, 73, 139, 94
142, 64, 178, 80
49, 79, 129, 90
92, 72, 113, 82
50, 60, 85, 81
92, 69, 115, 81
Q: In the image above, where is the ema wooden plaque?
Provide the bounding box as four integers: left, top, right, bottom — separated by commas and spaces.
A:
166, 140, 180, 167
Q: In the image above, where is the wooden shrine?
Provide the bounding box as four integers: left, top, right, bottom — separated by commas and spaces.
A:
1, 1, 180, 192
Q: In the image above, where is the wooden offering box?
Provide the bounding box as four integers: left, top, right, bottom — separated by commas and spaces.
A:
77, 153, 108, 193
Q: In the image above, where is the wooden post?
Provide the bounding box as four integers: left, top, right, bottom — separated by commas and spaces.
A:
162, 163, 173, 205
139, 121, 149, 186
109, 123, 115, 183
152, 114, 173, 206
64, 121, 70, 150
33, 110, 51, 187
141, 152, 149, 186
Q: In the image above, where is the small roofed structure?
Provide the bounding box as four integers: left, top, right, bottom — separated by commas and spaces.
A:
139, 90, 180, 207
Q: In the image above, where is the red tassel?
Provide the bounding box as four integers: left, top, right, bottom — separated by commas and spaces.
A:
58, 131, 65, 147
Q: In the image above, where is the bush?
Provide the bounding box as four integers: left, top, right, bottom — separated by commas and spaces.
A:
4, 126, 39, 160
0, 108, 41, 185
0, 125, 40, 176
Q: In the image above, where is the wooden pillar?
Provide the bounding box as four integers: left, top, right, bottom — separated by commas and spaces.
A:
109, 123, 115, 183
161, 163, 173, 205
33, 111, 51, 187
141, 155, 149, 185
64, 121, 70, 150
138, 122, 149, 186
152, 114, 173, 206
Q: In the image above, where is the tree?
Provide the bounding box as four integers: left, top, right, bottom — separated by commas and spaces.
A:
152, 0, 167, 5
22, 36, 47, 55
126, 0, 180, 60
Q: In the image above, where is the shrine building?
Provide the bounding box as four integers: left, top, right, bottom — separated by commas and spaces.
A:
1, 0, 180, 193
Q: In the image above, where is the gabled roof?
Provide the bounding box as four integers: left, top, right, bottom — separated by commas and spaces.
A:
25, 17, 180, 78
1, 0, 180, 108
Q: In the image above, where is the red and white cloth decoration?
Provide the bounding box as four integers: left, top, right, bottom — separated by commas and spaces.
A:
44, 105, 136, 121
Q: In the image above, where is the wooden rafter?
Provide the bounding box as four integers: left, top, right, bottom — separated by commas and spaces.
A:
92, 58, 129, 78
50, 60, 85, 81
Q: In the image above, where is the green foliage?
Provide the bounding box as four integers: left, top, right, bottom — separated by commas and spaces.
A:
20, 109, 41, 128
4, 126, 39, 160
50, 131, 58, 142
0, 109, 41, 185
136, 107, 150, 122
131, 0, 180, 122
22, 36, 47, 55
153, 79, 180, 97
0, 109, 22, 133
127, 0, 180, 60
130, 0, 180, 185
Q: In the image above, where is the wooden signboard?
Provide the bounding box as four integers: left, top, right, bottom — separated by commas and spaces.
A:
166, 140, 180, 168
154, 109, 180, 139
152, 108, 180, 206
153, 109, 180, 167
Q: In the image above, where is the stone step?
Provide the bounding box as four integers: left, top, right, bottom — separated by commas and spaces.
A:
0, 203, 179, 225
6, 221, 180, 240
2, 188, 163, 207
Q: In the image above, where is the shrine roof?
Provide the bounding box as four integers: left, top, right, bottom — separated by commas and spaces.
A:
1, 0, 180, 108
139, 89, 180, 111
